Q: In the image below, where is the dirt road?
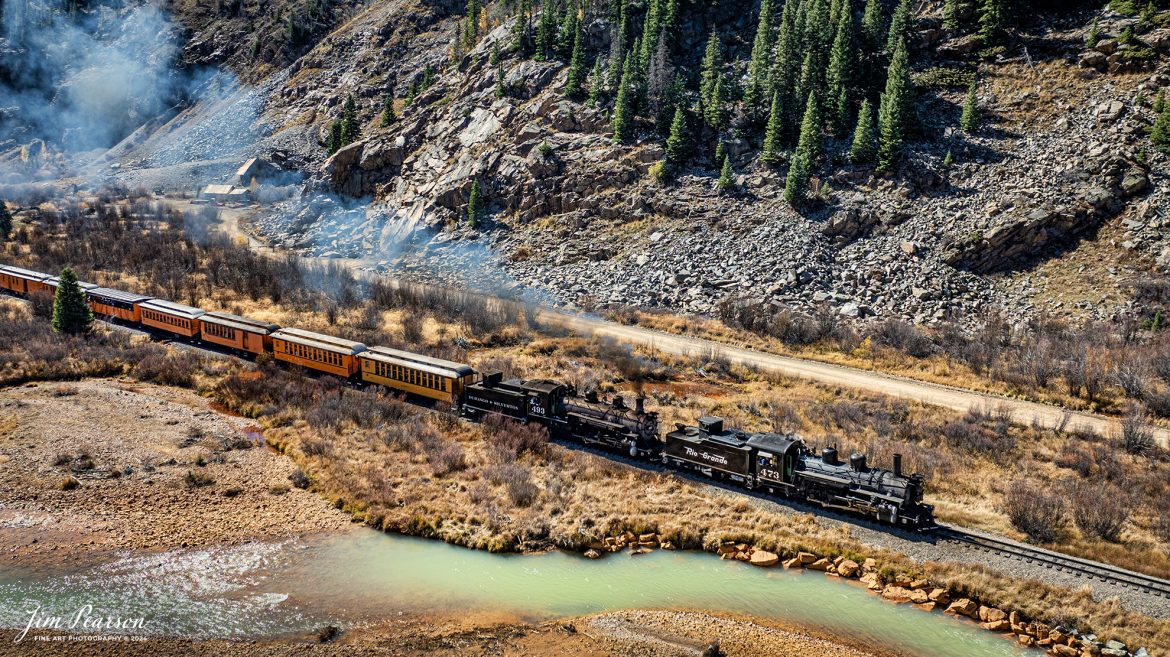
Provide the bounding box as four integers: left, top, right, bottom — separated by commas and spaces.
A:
545, 311, 1170, 447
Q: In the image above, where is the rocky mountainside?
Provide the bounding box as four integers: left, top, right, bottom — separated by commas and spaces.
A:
130, 0, 1170, 325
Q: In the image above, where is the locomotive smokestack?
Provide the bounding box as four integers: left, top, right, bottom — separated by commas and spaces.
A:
635, 397, 644, 414
893, 453, 903, 477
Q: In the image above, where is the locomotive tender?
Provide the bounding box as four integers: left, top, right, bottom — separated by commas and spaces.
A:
0, 262, 935, 528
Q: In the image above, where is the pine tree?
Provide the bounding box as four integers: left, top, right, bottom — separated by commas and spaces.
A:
704, 76, 729, 131
785, 152, 810, 207
661, 0, 680, 47
761, 91, 785, 166
587, 56, 605, 107
768, 1, 798, 137
861, 0, 883, 51
943, 149, 954, 167
51, 267, 92, 335
535, 0, 556, 60
744, 0, 777, 114
327, 120, 343, 154
612, 53, 635, 143
717, 154, 734, 192
1155, 89, 1166, 114
877, 40, 911, 172
664, 106, 689, 176
464, 0, 482, 48
979, 0, 1006, 45
886, 0, 911, 55
511, 0, 531, 55
467, 179, 483, 226
380, 93, 397, 127
849, 98, 877, 163
715, 140, 727, 164
606, 0, 629, 90
960, 80, 980, 133
825, 0, 857, 134
565, 21, 586, 98
1086, 16, 1100, 49
796, 91, 823, 162
0, 202, 10, 240
699, 31, 722, 111
1152, 106, 1170, 152
559, 0, 578, 58
943, 0, 960, 30
341, 94, 360, 145
639, 0, 662, 68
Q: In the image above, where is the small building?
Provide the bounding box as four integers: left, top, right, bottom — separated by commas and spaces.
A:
234, 158, 277, 186
200, 184, 236, 202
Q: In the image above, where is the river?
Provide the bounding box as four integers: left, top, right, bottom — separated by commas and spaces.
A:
0, 528, 1035, 655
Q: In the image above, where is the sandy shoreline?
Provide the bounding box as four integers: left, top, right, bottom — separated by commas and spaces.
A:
0, 609, 894, 657
0, 380, 352, 561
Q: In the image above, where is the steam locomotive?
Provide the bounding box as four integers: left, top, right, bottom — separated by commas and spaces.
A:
459, 374, 934, 529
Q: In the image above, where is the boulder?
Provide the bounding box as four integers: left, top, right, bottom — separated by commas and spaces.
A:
717, 543, 737, 556
750, 550, 780, 567
782, 557, 801, 569
881, 586, 914, 603
946, 599, 979, 618
981, 620, 1011, 632
797, 552, 817, 564
837, 560, 860, 578
807, 558, 831, 571
927, 589, 950, 606
860, 572, 883, 591
584, 549, 601, 559
1079, 50, 1107, 69
1051, 644, 1079, 657
909, 589, 930, 605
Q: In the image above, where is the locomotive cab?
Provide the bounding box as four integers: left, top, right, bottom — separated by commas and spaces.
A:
746, 433, 805, 494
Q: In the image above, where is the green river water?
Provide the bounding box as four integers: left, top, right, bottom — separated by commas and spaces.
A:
0, 529, 1035, 655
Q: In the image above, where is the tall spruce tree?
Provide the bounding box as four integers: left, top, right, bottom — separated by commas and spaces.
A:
761, 91, 785, 166
639, 0, 662, 68
565, 21, 587, 98
467, 179, 483, 226
849, 98, 877, 163
979, 0, 1006, 45
785, 152, 810, 207
877, 40, 911, 172
796, 91, 823, 161
768, 1, 799, 140
943, 0, 960, 30
960, 80, 980, 133
699, 31, 722, 111
1152, 106, 1170, 152
825, 0, 857, 134
664, 106, 689, 176
612, 52, 635, 143
744, 0, 777, 114
559, 0, 578, 58
51, 267, 92, 335
717, 154, 735, 192
606, 0, 629, 90
886, 0, 911, 55
0, 201, 11, 240
705, 76, 729, 131
861, 0, 883, 51
535, 0, 556, 60
511, 0, 531, 54
327, 120, 343, 154
587, 56, 605, 107
380, 93, 397, 127
341, 94, 360, 145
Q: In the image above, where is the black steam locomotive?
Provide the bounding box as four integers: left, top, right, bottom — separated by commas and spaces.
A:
461, 372, 662, 457
664, 417, 934, 528
460, 374, 934, 528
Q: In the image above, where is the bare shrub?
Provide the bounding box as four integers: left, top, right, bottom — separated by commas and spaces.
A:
468, 482, 492, 504
483, 415, 549, 462
1119, 408, 1156, 456
873, 319, 935, 358
28, 291, 53, 321
183, 470, 215, 488
429, 443, 467, 477
1003, 479, 1066, 543
289, 469, 310, 489
1068, 481, 1129, 542
130, 351, 201, 388
401, 312, 424, 344
1114, 356, 1152, 400
300, 438, 331, 457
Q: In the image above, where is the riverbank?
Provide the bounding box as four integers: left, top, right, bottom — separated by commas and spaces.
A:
0, 609, 896, 657
0, 379, 351, 561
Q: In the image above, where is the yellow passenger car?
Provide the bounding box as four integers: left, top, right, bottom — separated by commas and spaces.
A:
358, 346, 476, 403
272, 328, 367, 378
139, 299, 205, 338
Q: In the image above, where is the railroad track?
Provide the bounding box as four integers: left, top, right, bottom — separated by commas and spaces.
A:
937, 526, 1170, 598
